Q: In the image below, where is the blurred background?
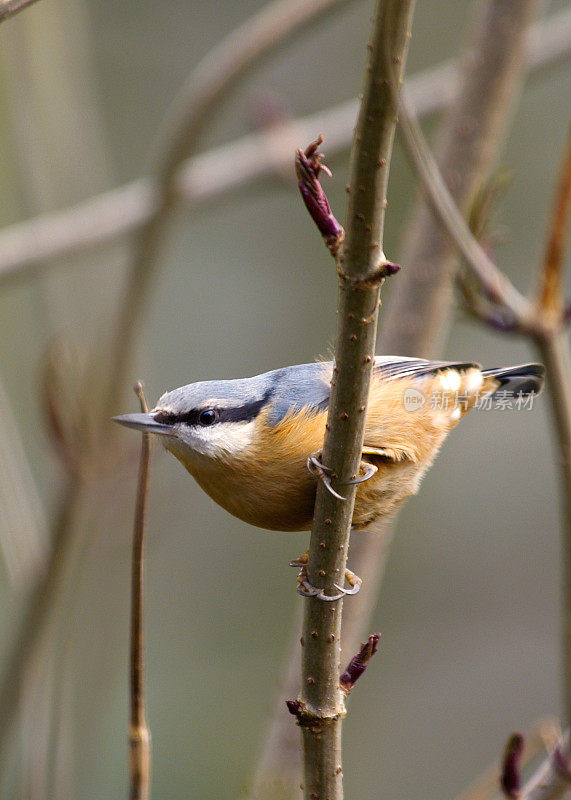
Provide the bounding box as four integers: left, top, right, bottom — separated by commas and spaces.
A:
0, 0, 569, 797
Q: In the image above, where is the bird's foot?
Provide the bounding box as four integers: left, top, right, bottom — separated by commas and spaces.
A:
290, 550, 362, 601
307, 452, 345, 500
307, 452, 378, 500
346, 461, 378, 485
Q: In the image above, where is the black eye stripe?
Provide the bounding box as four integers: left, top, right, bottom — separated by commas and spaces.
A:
154, 392, 271, 427
153, 410, 176, 424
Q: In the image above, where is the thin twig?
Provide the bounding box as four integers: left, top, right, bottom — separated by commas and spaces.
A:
129, 383, 152, 800
0, 8, 568, 286
395, 87, 534, 326
296, 2, 414, 798
380, 0, 544, 355
0, 0, 40, 22
534, 331, 571, 719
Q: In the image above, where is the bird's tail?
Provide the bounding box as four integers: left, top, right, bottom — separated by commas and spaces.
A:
482, 363, 545, 398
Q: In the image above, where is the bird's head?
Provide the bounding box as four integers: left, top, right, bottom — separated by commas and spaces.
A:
113, 376, 273, 464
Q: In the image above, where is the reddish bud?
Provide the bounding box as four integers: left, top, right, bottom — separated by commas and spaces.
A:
296, 136, 345, 256
340, 633, 380, 694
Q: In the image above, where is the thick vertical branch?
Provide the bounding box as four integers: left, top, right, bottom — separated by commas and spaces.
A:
248, 3, 545, 797
248, 526, 393, 800
298, 2, 415, 799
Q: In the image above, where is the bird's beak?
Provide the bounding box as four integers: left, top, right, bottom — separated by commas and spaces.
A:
112, 413, 173, 436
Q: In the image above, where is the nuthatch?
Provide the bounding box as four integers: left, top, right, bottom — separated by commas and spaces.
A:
114, 357, 544, 598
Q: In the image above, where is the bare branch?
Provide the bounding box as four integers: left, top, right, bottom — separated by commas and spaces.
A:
247, 523, 394, 800
534, 330, 571, 717
448, 130, 571, 718
0, 9, 568, 287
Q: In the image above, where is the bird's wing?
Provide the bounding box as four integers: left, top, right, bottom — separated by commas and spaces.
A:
373, 355, 480, 380
266, 357, 481, 426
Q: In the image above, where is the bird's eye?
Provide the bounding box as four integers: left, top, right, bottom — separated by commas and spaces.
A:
198, 409, 218, 426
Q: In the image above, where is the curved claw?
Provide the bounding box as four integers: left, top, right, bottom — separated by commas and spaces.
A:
333, 580, 361, 596
297, 580, 345, 601
316, 588, 346, 602
307, 453, 346, 501
345, 462, 378, 486
296, 579, 324, 598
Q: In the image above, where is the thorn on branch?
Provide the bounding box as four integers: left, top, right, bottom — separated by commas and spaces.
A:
500, 732, 525, 798
336, 259, 400, 290
340, 633, 381, 695
296, 135, 345, 257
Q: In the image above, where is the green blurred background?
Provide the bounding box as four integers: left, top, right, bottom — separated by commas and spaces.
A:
0, 0, 569, 797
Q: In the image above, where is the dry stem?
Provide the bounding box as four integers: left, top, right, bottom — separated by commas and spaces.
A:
129, 383, 152, 800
